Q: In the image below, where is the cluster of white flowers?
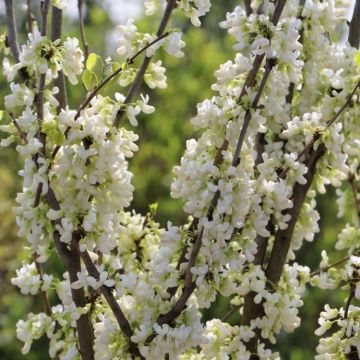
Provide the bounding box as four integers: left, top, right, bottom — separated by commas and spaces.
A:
2, 0, 360, 358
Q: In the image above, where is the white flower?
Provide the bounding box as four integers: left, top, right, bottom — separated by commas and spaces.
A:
165, 32, 185, 58
4, 83, 34, 109
46, 209, 63, 221
116, 19, 137, 60
144, 60, 167, 89
62, 37, 84, 85
12, 262, 41, 295
2, 58, 22, 82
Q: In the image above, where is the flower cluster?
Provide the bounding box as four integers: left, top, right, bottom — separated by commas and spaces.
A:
2, 0, 360, 359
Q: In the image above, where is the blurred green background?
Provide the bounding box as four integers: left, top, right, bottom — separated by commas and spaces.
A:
0, 1, 352, 358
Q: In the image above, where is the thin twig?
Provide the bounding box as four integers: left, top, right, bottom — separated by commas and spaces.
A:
114, 0, 177, 127
51, 31, 170, 160
33, 254, 52, 316
9, 112, 28, 143
221, 304, 241, 322
26, 0, 33, 33
310, 255, 352, 277
232, 59, 275, 167
279, 80, 360, 179
344, 284, 356, 320
77, 31, 170, 121
78, 0, 89, 61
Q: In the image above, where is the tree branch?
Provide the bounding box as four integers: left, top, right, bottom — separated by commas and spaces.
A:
78, 0, 89, 62
114, 0, 177, 127
26, 0, 33, 33
310, 255, 352, 278
348, 0, 360, 48
33, 3, 96, 358
244, 0, 252, 15
51, 6, 68, 111
4, 0, 20, 61
50, 31, 170, 160
4, 0, 29, 81
145, 0, 288, 343
80, 250, 143, 359
279, 80, 360, 179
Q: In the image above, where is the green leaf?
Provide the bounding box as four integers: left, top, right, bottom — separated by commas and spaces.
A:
0, 111, 4, 122
86, 53, 98, 71
355, 52, 360, 67
93, 57, 104, 82
82, 69, 99, 91
86, 53, 104, 83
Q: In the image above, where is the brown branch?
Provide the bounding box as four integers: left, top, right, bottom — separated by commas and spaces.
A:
344, 284, 355, 320
114, 0, 177, 127
8, 112, 28, 143
348, 0, 360, 48
349, 171, 360, 227
50, 31, 170, 160
51, 6, 68, 111
279, 80, 360, 179
145, 1, 288, 344
44, 184, 140, 357
77, 31, 170, 121
26, 0, 33, 33
244, 0, 252, 15
78, 0, 89, 62
241, 145, 325, 358
4, 0, 20, 61
232, 58, 275, 167
4, 0, 28, 81
34, 3, 96, 358
80, 250, 143, 359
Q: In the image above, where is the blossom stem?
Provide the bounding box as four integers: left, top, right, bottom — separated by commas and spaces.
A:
33, 254, 52, 316
310, 255, 352, 278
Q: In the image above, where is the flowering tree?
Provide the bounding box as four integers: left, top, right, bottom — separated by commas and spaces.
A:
1, 0, 360, 358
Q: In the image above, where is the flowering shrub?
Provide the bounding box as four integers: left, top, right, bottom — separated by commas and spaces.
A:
1, 0, 360, 359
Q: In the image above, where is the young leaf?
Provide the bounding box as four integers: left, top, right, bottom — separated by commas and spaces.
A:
86, 53, 98, 71
82, 69, 99, 91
